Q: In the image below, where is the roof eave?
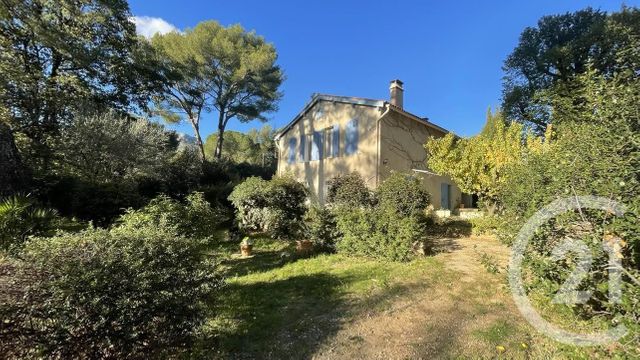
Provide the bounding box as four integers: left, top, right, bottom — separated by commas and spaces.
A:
274, 94, 385, 140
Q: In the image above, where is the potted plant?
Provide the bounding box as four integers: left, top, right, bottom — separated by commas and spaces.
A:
296, 239, 314, 255
240, 237, 254, 257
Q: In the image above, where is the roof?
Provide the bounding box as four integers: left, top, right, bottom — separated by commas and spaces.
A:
274, 93, 454, 139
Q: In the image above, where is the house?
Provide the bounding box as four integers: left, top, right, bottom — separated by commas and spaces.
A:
274, 80, 472, 210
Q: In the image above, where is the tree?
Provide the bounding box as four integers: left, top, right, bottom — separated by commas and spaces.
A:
247, 124, 277, 168
204, 131, 257, 163
501, 6, 640, 132
425, 110, 542, 212
0, 0, 161, 173
56, 112, 174, 183
150, 31, 210, 160
0, 120, 28, 196
203, 124, 276, 167
150, 21, 283, 161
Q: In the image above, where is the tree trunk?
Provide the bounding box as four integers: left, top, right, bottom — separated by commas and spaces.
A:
188, 116, 206, 162
214, 111, 226, 160
0, 122, 29, 196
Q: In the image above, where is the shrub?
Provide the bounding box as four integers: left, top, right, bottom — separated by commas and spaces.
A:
305, 205, 340, 252
228, 175, 307, 239
116, 192, 221, 239
45, 176, 144, 226
335, 206, 425, 262
326, 172, 371, 207
469, 215, 501, 236
375, 172, 430, 216
56, 111, 174, 183
0, 194, 58, 251
1, 227, 220, 358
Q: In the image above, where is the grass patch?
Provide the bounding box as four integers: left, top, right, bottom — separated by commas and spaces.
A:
201, 238, 453, 358
473, 320, 517, 344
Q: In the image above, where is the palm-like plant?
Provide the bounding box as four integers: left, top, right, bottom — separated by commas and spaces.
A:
0, 194, 58, 251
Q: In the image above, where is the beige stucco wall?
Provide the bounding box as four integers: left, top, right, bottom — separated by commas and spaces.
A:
276, 100, 382, 202
378, 111, 462, 210
277, 101, 463, 209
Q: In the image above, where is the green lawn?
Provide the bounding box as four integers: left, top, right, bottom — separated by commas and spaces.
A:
199, 236, 454, 358
195, 235, 634, 359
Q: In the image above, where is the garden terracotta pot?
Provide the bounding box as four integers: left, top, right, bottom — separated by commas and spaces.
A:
296, 240, 314, 255
240, 244, 253, 257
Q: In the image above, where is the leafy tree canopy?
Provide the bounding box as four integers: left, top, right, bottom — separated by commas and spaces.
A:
501, 6, 640, 132
0, 0, 161, 172
150, 21, 283, 160
203, 124, 276, 167
425, 110, 546, 211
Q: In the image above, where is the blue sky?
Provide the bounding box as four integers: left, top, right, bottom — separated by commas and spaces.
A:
129, 0, 634, 138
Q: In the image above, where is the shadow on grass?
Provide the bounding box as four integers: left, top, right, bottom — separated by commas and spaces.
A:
206, 273, 343, 359
201, 265, 445, 359
423, 218, 472, 255
216, 242, 298, 278
427, 218, 472, 239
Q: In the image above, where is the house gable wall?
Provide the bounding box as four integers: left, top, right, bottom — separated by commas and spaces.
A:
378, 111, 462, 209
276, 100, 381, 202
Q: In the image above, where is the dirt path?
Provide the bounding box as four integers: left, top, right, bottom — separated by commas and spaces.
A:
311, 236, 538, 359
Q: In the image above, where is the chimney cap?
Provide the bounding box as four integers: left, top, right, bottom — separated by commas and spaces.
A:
390, 79, 404, 87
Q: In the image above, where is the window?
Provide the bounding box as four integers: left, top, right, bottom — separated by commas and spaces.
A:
305, 134, 312, 161
323, 126, 340, 158
299, 133, 305, 163
287, 138, 297, 164
324, 127, 333, 158
332, 126, 340, 157
345, 119, 358, 155
311, 131, 323, 161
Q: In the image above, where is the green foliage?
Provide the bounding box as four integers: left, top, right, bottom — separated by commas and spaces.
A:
1, 227, 220, 358
326, 172, 372, 207
335, 207, 425, 262
305, 205, 340, 252
330, 173, 430, 262
42, 114, 206, 225
469, 215, 502, 236
0, 194, 58, 251
0, 0, 161, 172
116, 192, 221, 240
426, 110, 541, 212
204, 125, 277, 175
376, 172, 430, 216
501, 6, 640, 132
228, 176, 308, 239
56, 112, 174, 182
45, 176, 144, 226
497, 55, 640, 356
150, 21, 283, 160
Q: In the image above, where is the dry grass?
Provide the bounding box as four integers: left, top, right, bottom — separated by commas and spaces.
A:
202, 235, 588, 359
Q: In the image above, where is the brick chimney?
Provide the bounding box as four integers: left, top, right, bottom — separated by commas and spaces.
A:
389, 79, 404, 109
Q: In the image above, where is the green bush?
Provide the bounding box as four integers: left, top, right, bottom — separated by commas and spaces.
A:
305, 205, 340, 252
469, 215, 501, 236
326, 172, 372, 207
45, 176, 144, 226
335, 206, 425, 262
375, 172, 430, 216
495, 65, 640, 357
228, 175, 307, 239
305, 172, 432, 259
0, 194, 58, 251
1, 227, 220, 358
116, 192, 221, 239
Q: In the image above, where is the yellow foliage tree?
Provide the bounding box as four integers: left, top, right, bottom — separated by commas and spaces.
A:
425, 110, 545, 211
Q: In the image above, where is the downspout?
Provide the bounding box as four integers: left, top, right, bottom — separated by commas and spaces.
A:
375, 103, 391, 187
273, 134, 282, 176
